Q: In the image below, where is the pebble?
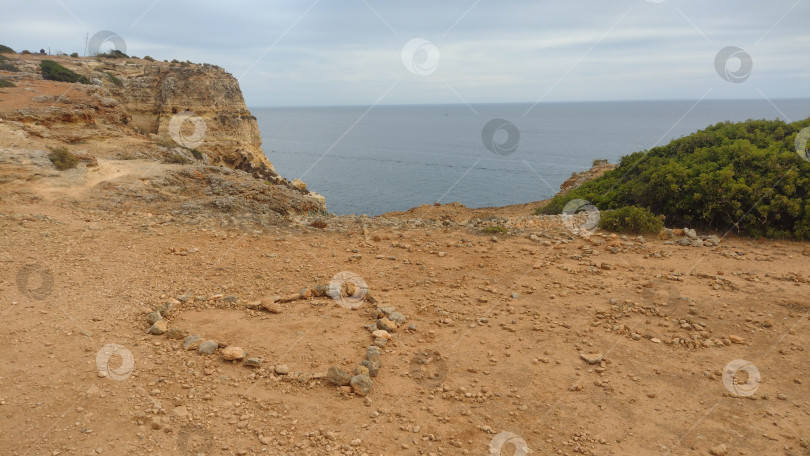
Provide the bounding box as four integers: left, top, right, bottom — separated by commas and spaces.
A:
360, 360, 380, 377
580, 353, 603, 364
350, 375, 373, 396
709, 444, 728, 456
373, 338, 387, 347
377, 317, 397, 332
729, 335, 745, 344
222, 346, 246, 361
147, 320, 168, 335
387, 312, 407, 325
275, 364, 290, 375
146, 311, 162, 325
327, 366, 351, 386
244, 358, 262, 368
183, 335, 203, 350
371, 329, 391, 340
366, 346, 382, 365
197, 340, 218, 355
165, 328, 187, 340
261, 299, 281, 314
355, 365, 370, 377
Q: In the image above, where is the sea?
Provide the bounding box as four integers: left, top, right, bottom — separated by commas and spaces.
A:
253, 99, 810, 216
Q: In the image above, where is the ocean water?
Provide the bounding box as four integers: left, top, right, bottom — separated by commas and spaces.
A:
253, 99, 810, 216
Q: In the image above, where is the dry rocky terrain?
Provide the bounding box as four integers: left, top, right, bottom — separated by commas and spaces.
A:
1, 52, 809, 456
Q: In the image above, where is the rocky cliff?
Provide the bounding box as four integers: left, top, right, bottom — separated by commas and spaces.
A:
0, 53, 325, 214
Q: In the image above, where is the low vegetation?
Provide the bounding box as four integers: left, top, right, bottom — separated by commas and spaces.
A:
598, 206, 664, 234
40, 60, 90, 84
95, 50, 129, 59
538, 118, 810, 239
0, 78, 15, 88
0, 44, 14, 54
105, 71, 123, 87
483, 225, 508, 234
47, 147, 79, 170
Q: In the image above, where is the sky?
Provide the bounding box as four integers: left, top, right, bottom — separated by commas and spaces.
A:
2, 0, 808, 107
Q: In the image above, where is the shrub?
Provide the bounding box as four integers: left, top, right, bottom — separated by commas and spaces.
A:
105, 72, 123, 87
40, 60, 90, 84
598, 206, 664, 234
143, 55, 155, 62
95, 50, 128, 59
483, 225, 508, 234
0, 78, 15, 88
310, 220, 328, 229
538, 118, 810, 239
48, 147, 79, 170
0, 61, 19, 72
70, 52, 79, 58
189, 148, 203, 160
21, 50, 31, 54
164, 152, 190, 164
0, 44, 14, 54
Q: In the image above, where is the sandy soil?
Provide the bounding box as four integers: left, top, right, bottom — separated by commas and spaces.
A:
1, 189, 808, 456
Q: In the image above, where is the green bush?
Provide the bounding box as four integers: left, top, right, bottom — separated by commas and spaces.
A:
40, 60, 90, 84
483, 225, 508, 234
189, 148, 203, 160
96, 50, 128, 59
143, 55, 155, 62
538, 118, 810, 239
48, 147, 79, 170
598, 206, 664, 234
0, 44, 14, 54
105, 71, 123, 87
70, 52, 79, 58
0, 78, 15, 88
0, 61, 19, 72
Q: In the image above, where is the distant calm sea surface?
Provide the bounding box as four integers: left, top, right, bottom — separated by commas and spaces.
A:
253, 100, 810, 216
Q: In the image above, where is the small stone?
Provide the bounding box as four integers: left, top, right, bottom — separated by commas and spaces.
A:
350, 375, 373, 396
183, 335, 203, 350
387, 312, 407, 325
580, 353, 603, 364
728, 335, 745, 344
261, 299, 281, 313
650, 338, 661, 344
366, 346, 382, 365
150, 416, 162, 430
156, 302, 174, 317
275, 364, 290, 375
147, 320, 168, 335
222, 346, 246, 361
360, 359, 380, 377
709, 443, 728, 456
166, 328, 187, 340
222, 295, 238, 303
327, 366, 351, 386
373, 338, 387, 347
146, 311, 163, 325
244, 358, 262, 368
377, 317, 397, 332
372, 329, 391, 340
197, 340, 218, 355
172, 406, 188, 417
355, 365, 370, 377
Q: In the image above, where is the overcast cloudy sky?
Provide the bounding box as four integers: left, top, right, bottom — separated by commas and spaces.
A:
3, 0, 808, 106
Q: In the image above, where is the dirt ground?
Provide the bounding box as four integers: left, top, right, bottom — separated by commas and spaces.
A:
1, 182, 809, 456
